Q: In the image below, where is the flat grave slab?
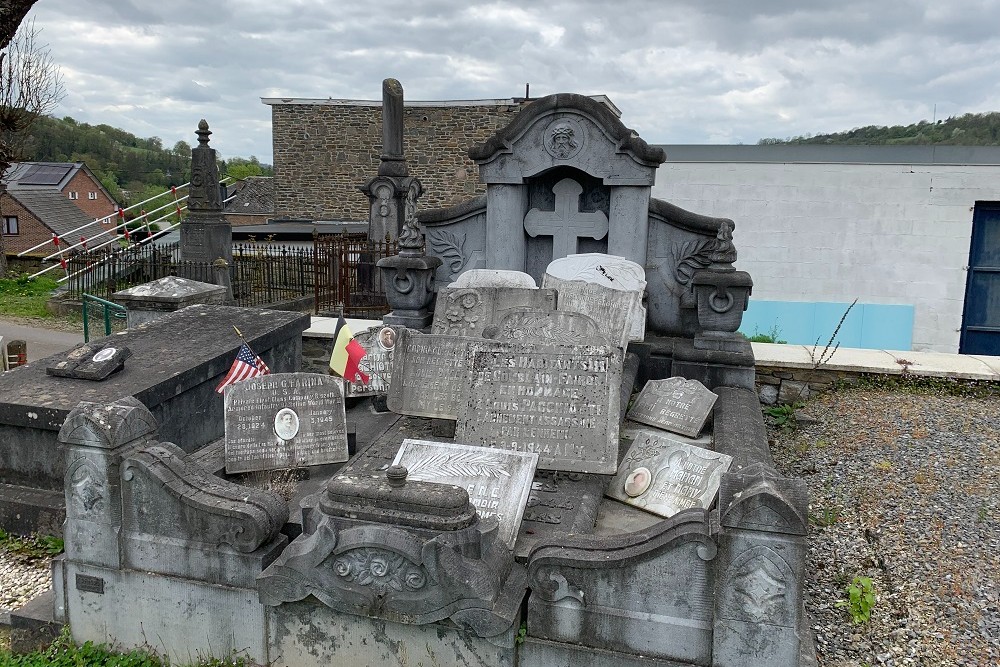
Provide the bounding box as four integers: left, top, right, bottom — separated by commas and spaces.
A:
606, 427, 733, 518
224, 373, 349, 473
626, 377, 718, 438
391, 438, 538, 546
483, 309, 605, 346
431, 285, 557, 337
542, 276, 642, 347
455, 342, 623, 474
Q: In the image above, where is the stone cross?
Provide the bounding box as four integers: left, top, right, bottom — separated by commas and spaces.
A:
524, 178, 609, 259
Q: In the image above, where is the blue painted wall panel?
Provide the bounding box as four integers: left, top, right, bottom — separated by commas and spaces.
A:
739, 300, 914, 350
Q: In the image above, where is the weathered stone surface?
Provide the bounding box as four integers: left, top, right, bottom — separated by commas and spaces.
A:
777, 379, 811, 405
455, 343, 623, 474
387, 330, 500, 419
452, 269, 537, 288
431, 285, 557, 337
46, 343, 132, 381
627, 377, 718, 438
606, 428, 733, 518
112, 277, 227, 327
224, 373, 349, 473
543, 276, 642, 348
483, 309, 605, 346
544, 253, 647, 342
392, 439, 539, 547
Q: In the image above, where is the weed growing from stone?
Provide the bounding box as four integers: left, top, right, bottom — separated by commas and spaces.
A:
0, 529, 63, 561
835, 575, 876, 624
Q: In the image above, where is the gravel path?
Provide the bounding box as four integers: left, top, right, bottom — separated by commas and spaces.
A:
1, 385, 996, 666
769, 386, 1000, 666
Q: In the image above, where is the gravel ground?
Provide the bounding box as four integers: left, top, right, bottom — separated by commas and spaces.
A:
1, 385, 996, 666
769, 386, 1000, 666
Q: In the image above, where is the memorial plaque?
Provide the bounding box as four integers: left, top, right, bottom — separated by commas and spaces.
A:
452, 269, 537, 289
387, 329, 500, 419
46, 342, 132, 381
344, 326, 396, 397
627, 377, 718, 438
543, 276, 642, 348
224, 373, 349, 473
455, 342, 623, 474
431, 285, 557, 337
606, 428, 733, 518
392, 439, 539, 547
483, 309, 606, 346
543, 253, 647, 343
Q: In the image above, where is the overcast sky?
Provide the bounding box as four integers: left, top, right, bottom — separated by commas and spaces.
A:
26, 0, 1000, 164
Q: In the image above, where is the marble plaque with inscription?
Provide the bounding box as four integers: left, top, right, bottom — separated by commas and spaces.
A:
543, 276, 642, 348
431, 285, 557, 337
606, 428, 732, 518
344, 326, 395, 397
224, 373, 349, 473
483, 308, 606, 346
392, 439, 538, 547
387, 329, 501, 420
627, 377, 718, 438
455, 342, 623, 474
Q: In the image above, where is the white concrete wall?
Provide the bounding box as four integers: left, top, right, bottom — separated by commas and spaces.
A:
652, 158, 1000, 353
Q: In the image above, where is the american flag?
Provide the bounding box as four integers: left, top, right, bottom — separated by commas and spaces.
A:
215, 343, 270, 394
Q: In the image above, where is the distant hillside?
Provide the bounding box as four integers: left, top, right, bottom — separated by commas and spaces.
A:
758, 111, 1000, 146
20, 115, 272, 206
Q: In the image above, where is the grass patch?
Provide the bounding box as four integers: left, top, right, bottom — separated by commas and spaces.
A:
843, 373, 1000, 399
0, 276, 60, 319
0, 529, 64, 562
0, 627, 253, 666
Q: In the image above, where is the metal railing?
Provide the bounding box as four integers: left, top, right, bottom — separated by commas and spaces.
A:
82, 294, 128, 342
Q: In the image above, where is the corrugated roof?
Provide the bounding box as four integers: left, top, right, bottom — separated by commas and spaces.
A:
224, 176, 275, 216
8, 189, 103, 239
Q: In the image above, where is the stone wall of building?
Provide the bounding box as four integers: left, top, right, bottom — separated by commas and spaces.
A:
269, 101, 525, 222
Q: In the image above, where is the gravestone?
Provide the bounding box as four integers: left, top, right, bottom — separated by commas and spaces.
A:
431, 285, 557, 337
112, 276, 227, 328
452, 269, 537, 289
606, 427, 733, 518
523, 178, 609, 259
391, 439, 538, 547
224, 373, 348, 473
46, 343, 131, 381
179, 120, 232, 266
455, 342, 624, 474
543, 277, 641, 348
343, 326, 395, 397
387, 329, 500, 420
483, 309, 606, 346
543, 253, 647, 341
627, 377, 718, 438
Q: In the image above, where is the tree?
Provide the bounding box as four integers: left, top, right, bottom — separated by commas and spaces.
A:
0, 16, 65, 275
0, 1, 37, 52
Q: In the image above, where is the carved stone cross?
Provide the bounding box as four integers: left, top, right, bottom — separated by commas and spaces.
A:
524, 178, 609, 259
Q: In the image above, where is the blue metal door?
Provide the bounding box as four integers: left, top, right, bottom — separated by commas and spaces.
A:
960, 203, 1000, 355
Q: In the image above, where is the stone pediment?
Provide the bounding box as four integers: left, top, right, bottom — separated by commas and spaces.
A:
470, 93, 666, 186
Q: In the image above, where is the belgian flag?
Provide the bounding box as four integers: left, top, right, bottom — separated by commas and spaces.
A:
329, 316, 370, 384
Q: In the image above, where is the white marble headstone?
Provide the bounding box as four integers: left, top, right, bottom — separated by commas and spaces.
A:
452, 269, 537, 289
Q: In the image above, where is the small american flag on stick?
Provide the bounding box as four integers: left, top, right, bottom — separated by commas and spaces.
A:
215, 342, 270, 394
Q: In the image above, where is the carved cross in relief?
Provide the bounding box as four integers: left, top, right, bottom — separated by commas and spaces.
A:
523, 178, 609, 260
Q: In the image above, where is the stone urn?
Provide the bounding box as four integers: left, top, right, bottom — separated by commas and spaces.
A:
690, 270, 753, 333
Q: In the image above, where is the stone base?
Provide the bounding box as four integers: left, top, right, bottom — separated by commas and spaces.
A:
383, 309, 433, 329
672, 339, 755, 390
9, 589, 62, 654
693, 331, 752, 354
520, 637, 689, 666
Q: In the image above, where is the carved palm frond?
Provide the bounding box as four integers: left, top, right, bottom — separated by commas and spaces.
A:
427, 230, 468, 274
405, 450, 512, 480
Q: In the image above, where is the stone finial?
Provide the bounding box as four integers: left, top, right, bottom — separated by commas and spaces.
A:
196, 119, 211, 146
378, 78, 408, 177
397, 180, 423, 253
386, 465, 408, 487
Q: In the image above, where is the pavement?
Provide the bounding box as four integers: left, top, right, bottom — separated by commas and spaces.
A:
0, 319, 84, 367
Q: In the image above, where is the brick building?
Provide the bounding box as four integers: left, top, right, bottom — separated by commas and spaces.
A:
263, 96, 620, 222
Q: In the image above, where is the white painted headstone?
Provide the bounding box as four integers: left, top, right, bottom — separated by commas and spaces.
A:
452, 269, 537, 289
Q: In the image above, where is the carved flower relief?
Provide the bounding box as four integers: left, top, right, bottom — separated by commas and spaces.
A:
332, 548, 426, 595
444, 290, 481, 328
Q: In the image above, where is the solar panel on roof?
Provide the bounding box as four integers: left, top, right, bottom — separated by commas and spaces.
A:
19, 164, 68, 185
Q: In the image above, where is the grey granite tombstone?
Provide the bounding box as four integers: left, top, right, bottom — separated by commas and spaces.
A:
112, 276, 227, 328
544, 277, 641, 348
451, 269, 537, 289
224, 373, 348, 473
343, 326, 395, 398
387, 329, 500, 420
627, 377, 718, 438
46, 343, 132, 381
606, 427, 733, 518
543, 253, 647, 342
431, 286, 557, 337
391, 439, 539, 547
455, 342, 624, 474
483, 309, 606, 346
179, 120, 232, 266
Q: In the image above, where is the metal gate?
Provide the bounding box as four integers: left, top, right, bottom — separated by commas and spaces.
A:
314, 233, 397, 318
960, 202, 1000, 354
